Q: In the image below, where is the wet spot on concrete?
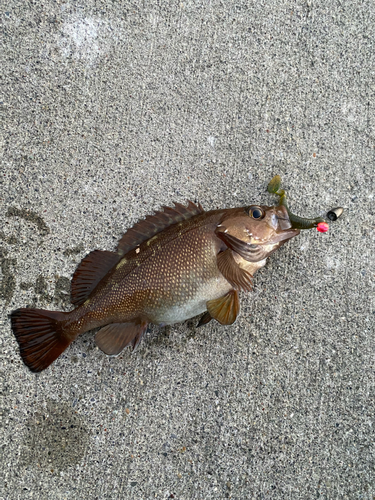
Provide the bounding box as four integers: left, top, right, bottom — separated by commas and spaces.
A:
19, 275, 71, 307
34, 274, 48, 296
19, 275, 71, 306
0, 248, 17, 303
54, 276, 71, 306
6, 207, 50, 235
20, 282, 34, 290
184, 319, 199, 341
63, 243, 84, 256
33, 274, 53, 303
148, 325, 173, 350
20, 400, 90, 470
0, 231, 18, 244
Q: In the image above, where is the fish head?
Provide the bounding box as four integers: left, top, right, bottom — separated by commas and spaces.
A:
216, 205, 300, 262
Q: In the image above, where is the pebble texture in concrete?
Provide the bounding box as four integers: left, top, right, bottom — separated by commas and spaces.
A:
1, 1, 374, 499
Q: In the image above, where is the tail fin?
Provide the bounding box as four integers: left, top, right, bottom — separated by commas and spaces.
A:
10, 308, 72, 372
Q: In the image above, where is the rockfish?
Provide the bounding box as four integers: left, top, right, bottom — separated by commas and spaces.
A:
10, 176, 342, 372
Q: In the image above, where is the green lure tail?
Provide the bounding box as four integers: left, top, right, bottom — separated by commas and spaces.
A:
267, 175, 325, 229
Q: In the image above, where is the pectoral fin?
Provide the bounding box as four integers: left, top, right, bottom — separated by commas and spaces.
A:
95, 321, 148, 355
206, 290, 240, 325
217, 249, 253, 292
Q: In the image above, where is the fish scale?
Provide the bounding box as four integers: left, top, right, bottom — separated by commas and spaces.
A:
71, 212, 229, 330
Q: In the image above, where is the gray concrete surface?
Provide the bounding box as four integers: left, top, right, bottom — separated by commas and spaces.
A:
1, 0, 374, 498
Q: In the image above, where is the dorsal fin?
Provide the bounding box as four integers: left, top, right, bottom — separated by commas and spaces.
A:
70, 250, 120, 306
117, 201, 204, 256
70, 201, 204, 306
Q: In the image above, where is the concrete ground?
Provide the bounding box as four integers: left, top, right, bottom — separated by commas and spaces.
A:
1, 0, 374, 499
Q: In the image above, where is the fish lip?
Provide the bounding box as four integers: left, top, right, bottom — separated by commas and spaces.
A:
248, 228, 300, 246
262, 206, 299, 244
275, 205, 292, 231
267, 228, 300, 245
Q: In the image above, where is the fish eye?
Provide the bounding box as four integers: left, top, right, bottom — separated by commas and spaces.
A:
247, 206, 265, 220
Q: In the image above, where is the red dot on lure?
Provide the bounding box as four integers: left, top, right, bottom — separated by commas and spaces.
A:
316, 222, 329, 233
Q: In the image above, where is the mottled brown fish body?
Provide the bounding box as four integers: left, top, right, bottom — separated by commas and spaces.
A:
11, 202, 299, 372
63, 209, 233, 334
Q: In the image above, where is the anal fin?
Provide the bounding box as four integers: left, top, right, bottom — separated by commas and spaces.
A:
206, 290, 240, 325
95, 321, 148, 356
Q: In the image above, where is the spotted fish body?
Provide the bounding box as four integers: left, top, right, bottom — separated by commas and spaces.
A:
11, 199, 301, 372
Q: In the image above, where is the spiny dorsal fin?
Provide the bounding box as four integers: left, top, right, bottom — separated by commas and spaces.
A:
71, 250, 121, 306
117, 201, 204, 256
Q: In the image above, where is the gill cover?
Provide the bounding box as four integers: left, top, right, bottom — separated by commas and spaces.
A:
215, 203, 299, 263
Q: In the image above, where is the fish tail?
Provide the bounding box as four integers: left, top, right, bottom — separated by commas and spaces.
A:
10, 308, 74, 372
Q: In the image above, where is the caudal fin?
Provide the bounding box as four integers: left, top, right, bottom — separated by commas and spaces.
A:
10, 308, 72, 372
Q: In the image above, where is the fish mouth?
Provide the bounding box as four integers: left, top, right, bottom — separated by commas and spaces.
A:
267, 227, 300, 245
275, 205, 293, 231
266, 205, 300, 245
268, 175, 327, 230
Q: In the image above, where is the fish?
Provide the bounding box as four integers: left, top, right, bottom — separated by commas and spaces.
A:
10, 176, 342, 372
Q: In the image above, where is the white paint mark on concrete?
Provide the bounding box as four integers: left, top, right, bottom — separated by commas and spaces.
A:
207, 136, 216, 147
325, 256, 340, 269
0, 134, 4, 159
59, 17, 109, 63
341, 100, 365, 127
